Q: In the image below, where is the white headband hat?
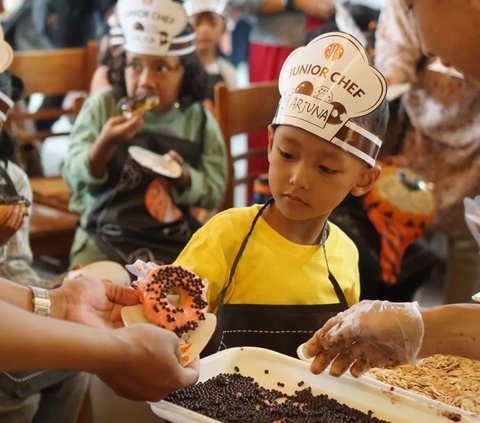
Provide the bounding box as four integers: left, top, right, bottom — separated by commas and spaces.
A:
273, 32, 387, 166
117, 0, 196, 56
184, 0, 228, 16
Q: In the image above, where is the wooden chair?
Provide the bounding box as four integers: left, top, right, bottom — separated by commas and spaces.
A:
213, 81, 280, 209
6, 41, 98, 265
7, 40, 98, 172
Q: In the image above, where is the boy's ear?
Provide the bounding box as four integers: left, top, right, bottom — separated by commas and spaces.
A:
267, 125, 275, 161
350, 164, 381, 197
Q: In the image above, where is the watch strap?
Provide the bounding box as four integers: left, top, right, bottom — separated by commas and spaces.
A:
30, 286, 51, 317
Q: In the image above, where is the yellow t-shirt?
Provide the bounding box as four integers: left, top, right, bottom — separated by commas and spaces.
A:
174, 206, 360, 313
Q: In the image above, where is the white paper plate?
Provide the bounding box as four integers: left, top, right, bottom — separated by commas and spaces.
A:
386, 83, 411, 102
67, 260, 131, 286
121, 304, 216, 366
128, 145, 182, 179
151, 347, 478, 423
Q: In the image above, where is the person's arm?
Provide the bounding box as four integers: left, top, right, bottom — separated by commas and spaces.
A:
420, 304, 480, 360
0, 299, 199, 401
259, 0, 334, 18
303, 300, 480, 378
171, 108, 228, 210
374, 0, 422, 85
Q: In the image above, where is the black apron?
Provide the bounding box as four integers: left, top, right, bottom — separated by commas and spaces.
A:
85, 109, 206, 265
203, 200, 349, 358
206, 72, 224, 102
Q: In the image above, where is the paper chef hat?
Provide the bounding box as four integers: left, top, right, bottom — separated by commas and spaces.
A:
184, 0, 228, 17
273, 32, 387, 166
0, 26, 15, 122
117, 0, 196, 56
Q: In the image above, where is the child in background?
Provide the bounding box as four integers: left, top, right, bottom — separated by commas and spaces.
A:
174, 31, 389, 357
184, 0, 237, 101
64, 0, 227, 268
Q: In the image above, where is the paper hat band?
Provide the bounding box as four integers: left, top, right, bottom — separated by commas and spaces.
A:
117, 0, 195, 56
272, 32, 387, 165
0, 91, 14, 122
109, 27, 125, 47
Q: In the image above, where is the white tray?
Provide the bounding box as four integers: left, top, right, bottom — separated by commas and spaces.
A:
150, 347, 477, 423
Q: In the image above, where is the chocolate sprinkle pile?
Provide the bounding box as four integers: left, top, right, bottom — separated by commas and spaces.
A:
166, 373, 391, 422
145, 265, 208, 336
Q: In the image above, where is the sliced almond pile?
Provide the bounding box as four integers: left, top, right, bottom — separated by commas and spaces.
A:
368, 355, 480, 414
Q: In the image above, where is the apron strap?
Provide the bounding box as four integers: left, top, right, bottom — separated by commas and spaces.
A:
218, 199, 348, 309
218, 199, 272, 305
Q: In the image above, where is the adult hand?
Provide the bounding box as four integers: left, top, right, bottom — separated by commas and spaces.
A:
100, 324, 199, 401
303, 300, 424, 378
51, 275, 139, 328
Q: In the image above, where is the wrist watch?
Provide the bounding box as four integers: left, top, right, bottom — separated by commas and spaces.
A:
30, 286, 51, 317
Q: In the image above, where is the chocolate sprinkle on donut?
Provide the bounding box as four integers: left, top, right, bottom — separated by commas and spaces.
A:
144, 265, 208, 336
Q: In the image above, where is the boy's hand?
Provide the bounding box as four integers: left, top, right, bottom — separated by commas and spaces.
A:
303, 300, 424, 378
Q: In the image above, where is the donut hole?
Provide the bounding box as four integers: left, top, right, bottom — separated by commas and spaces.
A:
166, 288, 183, 307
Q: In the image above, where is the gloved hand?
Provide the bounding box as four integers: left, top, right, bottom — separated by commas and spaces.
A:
303, 300, 424, 378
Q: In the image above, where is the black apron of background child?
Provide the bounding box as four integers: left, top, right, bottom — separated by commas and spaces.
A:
206, 73, 224, 102
203, 200, 349, 358
85, 108, 206, 265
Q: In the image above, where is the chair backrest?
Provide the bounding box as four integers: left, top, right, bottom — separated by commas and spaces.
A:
7, 40, 99, 149
214, 81, 280, 209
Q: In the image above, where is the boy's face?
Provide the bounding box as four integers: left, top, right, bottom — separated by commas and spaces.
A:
191, 12, 225, 55
407, 0, 480, 83
267, 125, 380, 222
124, 53, 184, 113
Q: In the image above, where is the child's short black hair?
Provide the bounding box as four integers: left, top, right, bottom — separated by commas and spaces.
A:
108, 50, 210, 109
350, 97, 390, 141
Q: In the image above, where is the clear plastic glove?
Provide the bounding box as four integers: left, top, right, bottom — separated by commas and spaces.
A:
464, 195, 480, 247
303, 300, 424, 378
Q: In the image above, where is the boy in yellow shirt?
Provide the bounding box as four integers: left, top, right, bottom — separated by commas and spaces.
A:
175, 31, 389, 357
